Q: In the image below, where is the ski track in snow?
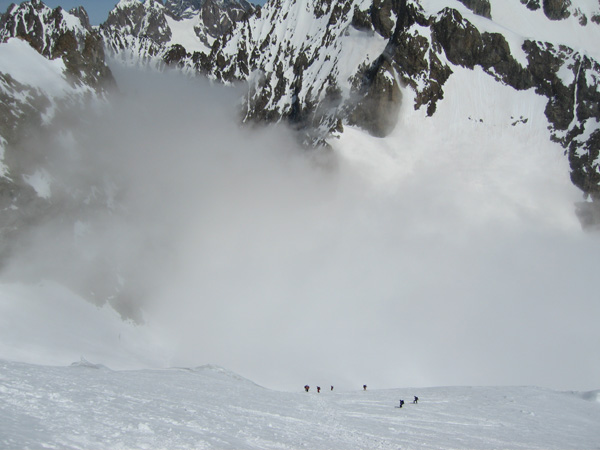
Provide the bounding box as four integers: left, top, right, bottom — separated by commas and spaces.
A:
1, 359, 599, 450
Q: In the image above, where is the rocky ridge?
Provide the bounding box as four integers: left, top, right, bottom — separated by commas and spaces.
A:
100, 0, 257, 69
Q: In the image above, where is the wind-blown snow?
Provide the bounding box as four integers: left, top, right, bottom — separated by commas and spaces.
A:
1, 359, 599, 449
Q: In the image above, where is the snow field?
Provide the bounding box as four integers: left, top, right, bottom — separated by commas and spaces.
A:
1, 359, 599, 450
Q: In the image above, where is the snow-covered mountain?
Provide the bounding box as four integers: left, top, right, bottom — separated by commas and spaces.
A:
1, 0, 600, 404
2, 0, 600, 220
203, 0, 600, 214
100, 0, 257, 69
86, 0, 600, 223
1, 358, 599, 449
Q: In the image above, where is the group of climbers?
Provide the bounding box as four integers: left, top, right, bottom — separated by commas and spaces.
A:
303, 384, 420, 408
304, 385, 334, 392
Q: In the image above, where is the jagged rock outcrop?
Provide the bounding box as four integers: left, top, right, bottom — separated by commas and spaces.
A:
0, 0, 114, 88
193, 0, 255, 39
101, 0, 257, 68
457, 0, 491, 18
165, 0, 255, 21
543, 0, 571, 21
103, 0, 172, 45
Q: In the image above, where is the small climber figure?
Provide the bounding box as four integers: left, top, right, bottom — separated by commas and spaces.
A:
331, 386, 334, 391
317, 386, 321, 393
413, 396, 419, 404
398, 399, 404, 408
304, 385, 310, 392
363, 385, 367, 391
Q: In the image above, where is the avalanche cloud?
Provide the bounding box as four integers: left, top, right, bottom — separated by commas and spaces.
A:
0, 59, 599, 394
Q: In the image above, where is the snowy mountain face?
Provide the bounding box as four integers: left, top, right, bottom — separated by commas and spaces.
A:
2, 0, 599, 214
204, 0, 600, 205
94, 0, 600, 223
100, 0, 257, 68
0, 0, 112, 87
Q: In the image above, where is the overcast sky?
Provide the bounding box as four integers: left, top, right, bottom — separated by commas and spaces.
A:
0, 0, 267, 25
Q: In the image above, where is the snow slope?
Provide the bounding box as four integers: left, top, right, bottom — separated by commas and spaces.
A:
0, 38, 71, 97
1, 358, 599, 449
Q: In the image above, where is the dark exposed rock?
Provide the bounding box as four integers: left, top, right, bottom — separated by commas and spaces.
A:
195, 0, 255, 40
457, 0, 491, 19
102, 0, 172, 45
68, 6, 91, 29
351, 5, 372, 32
569, 129, 600, 201
163, 43, 190, 67
370, 0, 396, 38
479, 32, 531, 89
523, 40, 574, 130
431, 8, 483, 69
543, 0, 571, 20
348, 57, 402, 137
520, 0, 541, 11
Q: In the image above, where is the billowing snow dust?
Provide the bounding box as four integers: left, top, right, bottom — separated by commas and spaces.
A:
0, 54, 599, 396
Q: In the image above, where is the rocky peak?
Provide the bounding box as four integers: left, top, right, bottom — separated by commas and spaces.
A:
102, 0, 172, 45
195, 0, 256, 41
165, 0, 205, 18
68, 6, 91, 29
100, 0, 257, 69
543, 0, 571, 20
0, 0, 91, 57
0, 0, 114, 90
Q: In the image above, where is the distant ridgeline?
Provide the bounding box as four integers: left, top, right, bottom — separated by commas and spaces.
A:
0, 0, 599, 306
